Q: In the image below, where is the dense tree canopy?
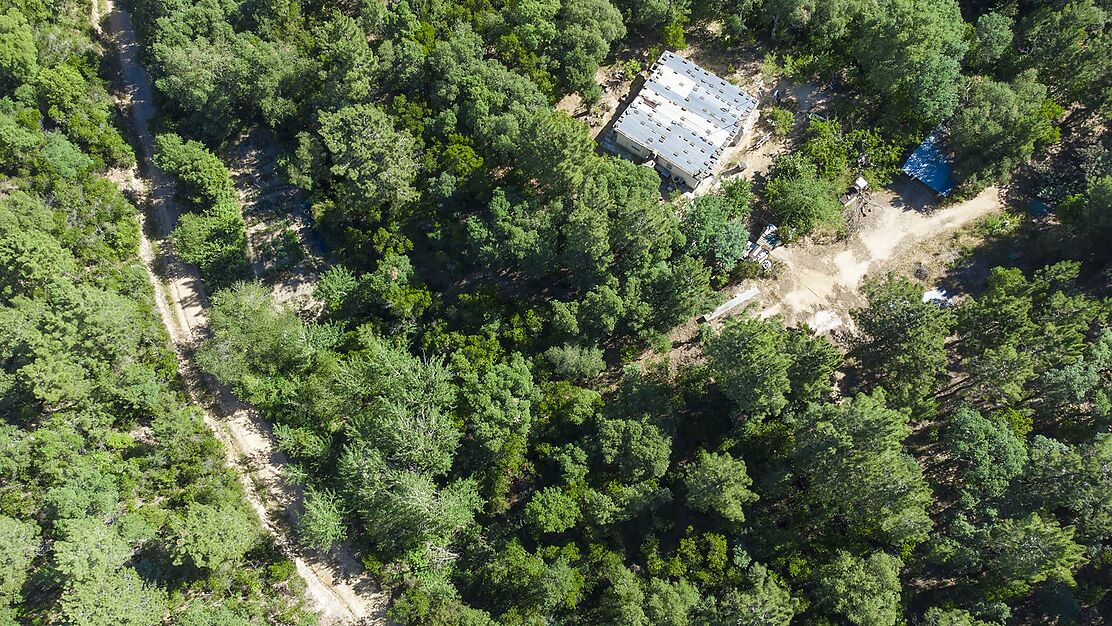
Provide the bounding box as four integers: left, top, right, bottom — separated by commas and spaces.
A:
949, 72, 1057, 190
0, 4, 317, 623
854, 0, 968, 125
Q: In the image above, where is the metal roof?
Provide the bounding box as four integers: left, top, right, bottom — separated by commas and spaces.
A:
613, 51, 757, 179
902, 133, 956, 196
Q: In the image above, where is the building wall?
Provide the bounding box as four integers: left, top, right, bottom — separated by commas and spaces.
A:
614, 129, 702, 189
614, 130, 642, 157
655, 156, 698, 188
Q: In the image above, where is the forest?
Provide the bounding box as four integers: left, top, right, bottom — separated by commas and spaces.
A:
0, 2, 319, 624
3, 0, 1112, 624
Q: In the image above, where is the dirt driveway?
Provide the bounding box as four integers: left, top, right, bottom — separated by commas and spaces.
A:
754, 183, 1003, 334
659, 181, 1004, 366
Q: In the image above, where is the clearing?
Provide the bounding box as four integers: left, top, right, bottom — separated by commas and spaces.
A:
666, 181, 1006, 362
757, 181, 1003, 333
226, 129, 331, 313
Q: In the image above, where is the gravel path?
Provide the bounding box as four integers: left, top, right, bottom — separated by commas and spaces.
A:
92, 1, 389, 622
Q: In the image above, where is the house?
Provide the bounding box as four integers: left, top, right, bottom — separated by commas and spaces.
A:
902, 133, 956, 197
610, 51, 759, 189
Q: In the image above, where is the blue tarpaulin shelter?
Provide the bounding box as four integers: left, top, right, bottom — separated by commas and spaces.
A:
902, 133, 955, 196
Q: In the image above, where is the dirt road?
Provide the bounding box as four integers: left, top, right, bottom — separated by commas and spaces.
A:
92, 1, 388, 623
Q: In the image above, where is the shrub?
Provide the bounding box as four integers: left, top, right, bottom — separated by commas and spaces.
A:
764, 153, 844, 238
767, 107, 794, 135
542, 344, 606, 381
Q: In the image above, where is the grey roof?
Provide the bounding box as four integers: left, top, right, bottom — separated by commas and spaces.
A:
613, 51, 757, 179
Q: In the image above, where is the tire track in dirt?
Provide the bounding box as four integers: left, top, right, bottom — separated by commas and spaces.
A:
91, 1, 389, 622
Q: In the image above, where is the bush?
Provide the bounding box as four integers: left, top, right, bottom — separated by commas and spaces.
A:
171, 202, 249, 289
542, 344, 606, 381
525, 487, 580, 534
767, 107, 794, 135
764, 153, 844, 238
298, 489, 346, 552
154, 133, 237, 210
663, 17, 687, 50
620, 59, 643, 78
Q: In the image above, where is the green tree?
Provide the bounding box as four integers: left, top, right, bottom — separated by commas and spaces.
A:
312, 12, 378, 109
541, 344, 605, 381
949, 72, 1056, 189
178, 605, 252, 626
34, 64, 135, 167
695, 563, 796, 626
198, 282, 320, 410
0, 516, 38, 606
705, 317, 793, 422
153, 134, 237, 209
1021, 0, 1112, 112
591, 555, 648, 626
579, 283, 624, 337
921, 607, 995, 626
763, 153, 843, 237
316, 103, 419, 230
525, 486, 580, 534
153, 134, 246, 285
347, 338, 461, 477
51, 518, 131, 583
962, 343, 1037, 410
684, 449, 758, 524
785, 325, 842, 404
551, 0, 625, 95
854, 0, 969, 125
0, 230, 78, 302
166, 503, 260, 570
982, 513, 1086, 598
1061, 174, 1112, 245
170, 203, 248, 286
945, 407, 1027, 504
1023, 435, 1112, 543
1035, 331, 1112, 422
968, 12, 1014, 70
338, 253, 432, 331
812, 551, 903, 626
57, 566, 167, 626
339, 445, 481, 556
957, 263, 1100, 380
455, 353, 538, 506
44, 463, 120, 520
644, 577, 700, 626
680, 178, 752, 272
298, 489, 346, 551
642, 255, 716, 332
598, 417, 672, 483
477, 539, 583, 620
795, 392, 934, 549
0, 9, 36, 90
851, 274, 954, 414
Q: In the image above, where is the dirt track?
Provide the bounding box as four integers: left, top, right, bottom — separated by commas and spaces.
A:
92, 1, 389, 623
757, 183, 1003, 333
662, 182, 1005, 365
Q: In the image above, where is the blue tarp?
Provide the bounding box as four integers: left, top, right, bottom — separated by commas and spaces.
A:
902, 134, 955, 196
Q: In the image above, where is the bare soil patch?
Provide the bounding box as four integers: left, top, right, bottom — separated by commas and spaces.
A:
226, 129, 329, 314
659, 184, 1005, 368
755, 185, 1003, 332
